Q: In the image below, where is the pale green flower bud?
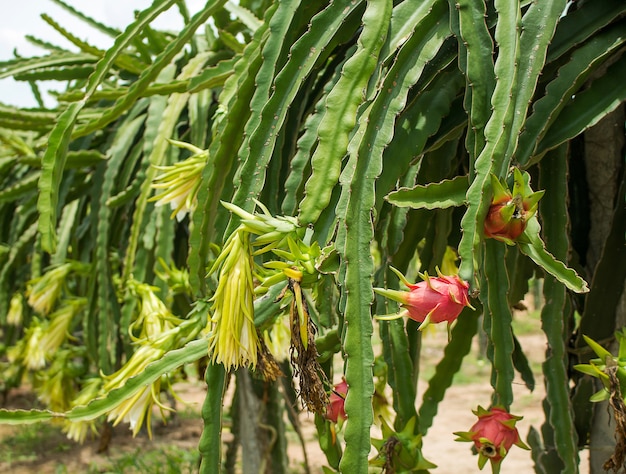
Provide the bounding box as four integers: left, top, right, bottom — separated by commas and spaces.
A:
26, 264, 73, 315
6, 293, 23, 326
150, 141, 206, 221
207, 229, 260, 370
23, 325, 46, 370
39, 299, 86, 357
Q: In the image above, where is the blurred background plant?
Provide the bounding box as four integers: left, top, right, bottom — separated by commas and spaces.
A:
0, 0, 624, 473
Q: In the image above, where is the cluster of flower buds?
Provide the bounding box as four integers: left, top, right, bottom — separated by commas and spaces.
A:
370, 416, 437, 471
99, 281, 198, 438
574, 329, 626, 403
207, 201, 323, 375
150, 139, 207, 221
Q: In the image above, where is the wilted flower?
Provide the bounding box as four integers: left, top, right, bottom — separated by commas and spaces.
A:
6, 293, 23, 326
484, 168, 544, 245
103, 342, 169, 438
63, 378, 102, 443
455, 406, 529, 473
36, 349, 79, 412
130, 282, 183, 342
26, 263, 73, 315
22, 324, 46, 370
374, 267, 474, 331
39, 299, 86, 357
263, 315, 291, 362
207, 229, 260, 370
150, 139, 206, 221
326, 379, 348, 423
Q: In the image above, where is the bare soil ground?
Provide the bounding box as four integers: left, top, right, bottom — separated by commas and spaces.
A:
0, 324, 591, 473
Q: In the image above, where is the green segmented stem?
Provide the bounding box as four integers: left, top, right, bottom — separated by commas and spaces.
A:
502, 0, 566, 171
188, 89, 212, 148
376, 265, 417, 430
538, 145, 579, 473
225, 0, 360, 220
105, 142, 147, 208
233, 0, 304, 175
517, 21, 625, 166
95, 114, 145, 372
0, 222, 37, 317
198, 363, 227, 473
547, 0, 626, 63
0, 106, 57, 129
381, 318, 417, 429
0, 172, 40, 203
512, 333, 535, 392
232, 0, 316, 215
376, 68, 463, 209
0, 52, 98, 80
57, 55, 234, 103
228, 0, 365, 230
0, 337, 209, 425
122, 54, 209, 284
72, 0, 226, 139
517, 217, 589, 294
457, 0, 522, 284
50, 0, 121, 38
536, 53, 626, 157
51, 199, 78, 266
22, 35, 64, 53
338, 1, 455, 467
449, 0, 493, 161
280, 89, 327, 215
153, 191, 176, 298
36, 0, 183, 253
386, 176, 468, 210
334, 0, 393, 464
40, 14, 146, 75
380, 0, 437, 63
297, 0, 393, 224
188, 11, 271, 293
484, 239, 514, 408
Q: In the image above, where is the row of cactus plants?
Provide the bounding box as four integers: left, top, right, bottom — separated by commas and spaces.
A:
0, 0, 625, 472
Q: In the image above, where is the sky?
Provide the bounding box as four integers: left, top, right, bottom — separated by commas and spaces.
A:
0, 1, 207, 108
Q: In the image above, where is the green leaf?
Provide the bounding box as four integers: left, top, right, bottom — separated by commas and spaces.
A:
386, 176, 468, 210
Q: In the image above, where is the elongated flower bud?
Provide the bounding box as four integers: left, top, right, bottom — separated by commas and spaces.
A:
207, 229, 260, 370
